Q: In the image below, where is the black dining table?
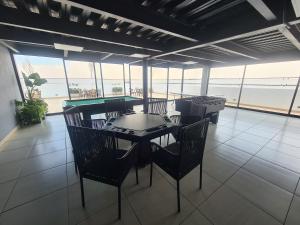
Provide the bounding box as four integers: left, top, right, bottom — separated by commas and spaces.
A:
103, 113, 177, 165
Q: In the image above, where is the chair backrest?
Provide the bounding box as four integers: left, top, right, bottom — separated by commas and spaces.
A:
148, 98, 167, 115
63, 107, 83, 127
104, 98, 126, 119
178, 118, 209, 174
68, 126, 117, 173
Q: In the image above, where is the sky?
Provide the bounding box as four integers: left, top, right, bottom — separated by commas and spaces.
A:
14, 55, 300, 80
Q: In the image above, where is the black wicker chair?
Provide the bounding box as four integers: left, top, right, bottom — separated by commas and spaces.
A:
148, 98, 168, 115
68, 126, 139, 219
150, 118, 210, 212
64, 107, 107, 173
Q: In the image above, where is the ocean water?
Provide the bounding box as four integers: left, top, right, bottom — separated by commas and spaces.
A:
20, 78, 300, 111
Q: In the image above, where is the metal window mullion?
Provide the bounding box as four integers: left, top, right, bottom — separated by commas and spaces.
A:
237, 65, 247, 108
129, 64, 132, 96
99, 62, 105, 97
180, 67, 185, 98
166, 66, 169, 100
150, 66, 152, 98
92, 62, 99, 97
122, 64, 126, 96
62, 59, 71, 100
288, 75, 300, 115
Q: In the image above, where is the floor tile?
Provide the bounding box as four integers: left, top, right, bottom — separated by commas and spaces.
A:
0, 189, 68, 225
29, 140, 66, 157
243, 157, 299, 193
0, 160, 24, 183
67, 162, 79, 186
0, 138, 36, 152
20, 151, 66, 176
0, 181, 15, 213
296, 182, 300, 196
285, 196, 300, 225
236, 132, 270, 146
5, 165, 67, 210
224, 137, 263, 155
158, 166, 222, 207
77, 197, 140, 225
68, 179, 121, 225
212, 144, 252, 167
203, 152, 239, 183
204, 138, 221, 151
180, 210, 212, 225
0, 148, 30, 165
257, 147, 300, 174
199, 186, 282, 225
265, 141, 300, 159
273, 134, 300, 148
226, 169, 293, 222
126, 171, 195, 225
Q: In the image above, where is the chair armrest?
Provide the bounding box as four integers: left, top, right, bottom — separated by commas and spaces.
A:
150, 142, 179, 157
117, 142, 139, 160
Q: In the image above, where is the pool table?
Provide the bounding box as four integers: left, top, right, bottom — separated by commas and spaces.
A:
63, 96, 143, 120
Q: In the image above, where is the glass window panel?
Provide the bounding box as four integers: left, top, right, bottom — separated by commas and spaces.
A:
65, 60, 96, 99
124, 64, 130, 96
168, 68, 182, 100
183, 68, 202, 97
208, 66, 244, 107
14, 55, 68, 113
151, 67, 168, 99
130, 65, 143, 98
240, 61, 300, 114
101, 63, 124, 97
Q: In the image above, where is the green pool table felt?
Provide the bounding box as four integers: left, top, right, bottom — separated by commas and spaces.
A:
64, 96, 140, 107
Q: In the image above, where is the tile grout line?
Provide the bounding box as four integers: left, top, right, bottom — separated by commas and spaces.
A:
196, 120, 286, 224
283, 177, 300, 225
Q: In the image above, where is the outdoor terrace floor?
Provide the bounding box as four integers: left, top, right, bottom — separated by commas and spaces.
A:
0, 107, 300, 225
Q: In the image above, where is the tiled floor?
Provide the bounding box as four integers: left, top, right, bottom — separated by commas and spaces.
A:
0, 107, 300, 225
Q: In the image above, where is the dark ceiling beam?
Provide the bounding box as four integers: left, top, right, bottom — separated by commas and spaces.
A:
174, 53, 226, 63
0, 6, 165, 52
0, 26, 159, 56
0, 40, 19, 53
14, 44, 140, 63
36, 0, 49, 15
247, 0, 276, 21
192, 0, 245, 22
210, 49, 300, 67
101, 53, 113, 60
278, 26, 300, 50
151, 12, 291, 59
53, 0, 198, 42
211, 43, 259, 59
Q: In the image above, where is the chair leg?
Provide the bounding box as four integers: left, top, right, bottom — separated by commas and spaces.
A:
159, 136, 161, 145
79, 176, 85, 208
199, 164, 203, 190
118, 186, 121, 219
135, 165, 139, 185
150, 162, 153, 187
167, 134, 170, 145
177, 180, 181, 212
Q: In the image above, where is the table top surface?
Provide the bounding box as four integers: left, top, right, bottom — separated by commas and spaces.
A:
112, 114, 168, 131
64, 96, 141, 107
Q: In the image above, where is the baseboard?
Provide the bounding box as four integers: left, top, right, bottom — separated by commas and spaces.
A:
0, 126, 18, 147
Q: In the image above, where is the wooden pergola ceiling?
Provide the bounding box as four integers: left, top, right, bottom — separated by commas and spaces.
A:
0, 0, 299, 67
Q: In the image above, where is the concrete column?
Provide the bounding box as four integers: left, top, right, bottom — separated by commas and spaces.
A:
201, 66, 210, 96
